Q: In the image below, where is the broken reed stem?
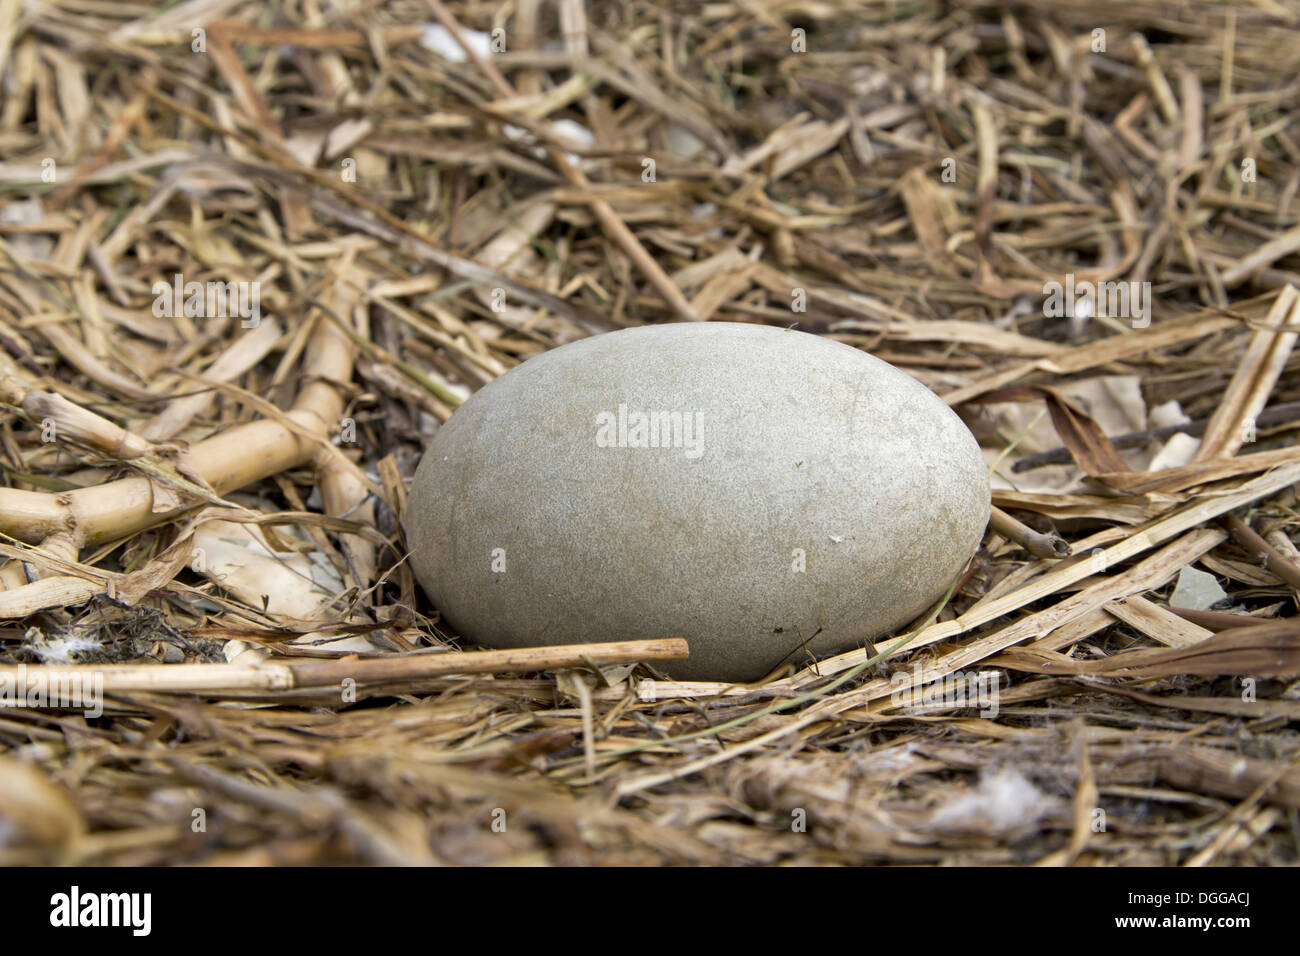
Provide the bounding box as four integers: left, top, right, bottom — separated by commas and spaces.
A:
1012, 400, 1300, 471
0, 285, 357, 616
1216, 514, 1300, 591
988, 505, 1072, 559
0, 294, 353, 549
1169, 606, 1283, 630
0, 638, 690, 694
308, 296, 464, 408
1193, 285, 1299, 462
0, 378, 159, 459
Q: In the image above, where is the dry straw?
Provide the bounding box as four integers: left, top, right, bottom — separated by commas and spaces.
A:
0, 0, 1298, 865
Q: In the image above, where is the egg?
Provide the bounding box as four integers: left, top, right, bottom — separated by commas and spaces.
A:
406, 322, 989, 682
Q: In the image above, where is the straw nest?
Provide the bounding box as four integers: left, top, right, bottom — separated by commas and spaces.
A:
0, 1, 1298, 865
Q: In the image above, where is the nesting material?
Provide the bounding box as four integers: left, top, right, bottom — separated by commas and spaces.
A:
1, 0, 1300, 866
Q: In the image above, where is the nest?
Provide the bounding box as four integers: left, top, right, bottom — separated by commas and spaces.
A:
0, 0, 1298, 865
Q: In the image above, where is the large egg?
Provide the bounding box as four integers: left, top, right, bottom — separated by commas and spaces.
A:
406, 322, 989, 682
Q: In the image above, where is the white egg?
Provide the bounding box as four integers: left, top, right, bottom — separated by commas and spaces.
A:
407, 322, 989, 681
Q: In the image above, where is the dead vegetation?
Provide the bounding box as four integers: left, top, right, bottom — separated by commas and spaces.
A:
0, 0, 1299, 864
